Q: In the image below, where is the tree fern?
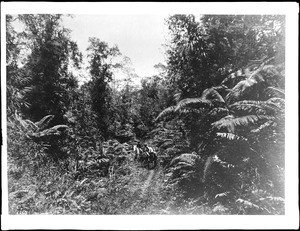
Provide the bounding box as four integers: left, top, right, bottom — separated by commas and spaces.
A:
212, 115, 274, 133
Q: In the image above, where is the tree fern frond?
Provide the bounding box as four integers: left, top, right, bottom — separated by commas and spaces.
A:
229, 100, 279, 115
155, 106, 176, 122
35, 115, 55, 130
216, 132, 247, 141
225, 78, 258, 103
267, 97, 285, 108
211, 115, 235, 132
201, 88, 225, 104
30, 125, 69, 138
202, 155, 214, 183
236, 198, 260, 210
208, 107, 229, 117
176, 161, 195, 168
171, 166, 194, 177
173, 92, 182, 103
251, 121, 275, 133
23, 119, 39, 131
175, 98, 213, 112
267, 87, 285, 97
169, 152, 199, 167
163, 145, 190, 158
212, 115, 274, 133
160, 140, 175, 149
249, 70, 265, 83
261, 64, 282, 77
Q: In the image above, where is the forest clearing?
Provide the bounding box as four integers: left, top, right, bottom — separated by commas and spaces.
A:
5, 12, 289, 217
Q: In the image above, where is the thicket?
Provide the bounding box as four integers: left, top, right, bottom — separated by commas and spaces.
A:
6, 14, 285, 214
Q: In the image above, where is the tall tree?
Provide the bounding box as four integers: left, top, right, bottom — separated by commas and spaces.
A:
19, 14, 82, 125
165, 14, 285, 99
87, 37, 120, 139
6, 15, 31, 117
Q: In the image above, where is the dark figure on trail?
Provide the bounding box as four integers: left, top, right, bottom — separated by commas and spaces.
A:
133, 141, 142, 161
133, 142, 158, 169
147, 145, 158, 169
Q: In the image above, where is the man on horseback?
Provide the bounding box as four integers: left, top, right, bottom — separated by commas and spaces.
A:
142, 143, 157, 169
133, 141, 142, 161
133, 142, 158, 169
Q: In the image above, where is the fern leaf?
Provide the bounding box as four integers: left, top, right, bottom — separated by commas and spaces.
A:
202, 155, 214, 183
267, 87, 285, 97
169, 153, 199, 167
23, 119, 39, 132
216, 132, 246, 141
236, 198, 260, 210
31, 125, 68, 138
175, 98, 213, 112
35, 115, 55, 130
267, 97, 285, 108
212, 115, 273, 133
229, 100, 279, 115
225, 78, 258, 103
155, 106, 176, 122
208, 107, 229, 117
215, 191, 230, 198
212, 115, 235, 132
201, 88, 225, 103
251, 121, 274, 133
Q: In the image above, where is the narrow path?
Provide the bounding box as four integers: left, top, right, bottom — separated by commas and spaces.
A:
141, 169, 155, 196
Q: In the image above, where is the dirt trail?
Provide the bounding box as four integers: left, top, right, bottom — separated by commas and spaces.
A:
141, 169, 155, 195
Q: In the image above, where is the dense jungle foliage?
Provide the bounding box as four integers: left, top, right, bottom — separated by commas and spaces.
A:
6, 14, 285, 214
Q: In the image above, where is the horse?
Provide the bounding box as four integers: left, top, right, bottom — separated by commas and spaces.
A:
133, 144, 141, 161
133, 143, 158, 169
146, 147, 158, 169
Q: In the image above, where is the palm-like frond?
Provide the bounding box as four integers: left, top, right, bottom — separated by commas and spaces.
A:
35, 115, 55, 130
225, 62, 284, 104
155, 106, 176, 122
208, 107, 229, 117
267, 87, 285, 98
216, 132, 247, 141
29, 125, 69, 138
169, 152, 199, 167
202, 155, 214, 183
175, 98, 213, 112
23, 119, 39, 131
225, 78, 259, 103
267, 97, 285, 110
163, 145, 190, 159
250, 121, 275, 133
201, 88, 225, 104
212, 115, 274, 133
229, 100, 280, 115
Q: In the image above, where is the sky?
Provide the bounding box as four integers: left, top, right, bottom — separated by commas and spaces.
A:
62, 15, 170, 79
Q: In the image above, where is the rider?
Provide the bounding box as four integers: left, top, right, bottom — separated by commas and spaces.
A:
134, 141, 142, 160
142, 143, 150, 158
143, 143, 157, 168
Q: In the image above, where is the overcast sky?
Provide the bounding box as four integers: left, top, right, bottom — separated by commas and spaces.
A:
63, 15, 169, 78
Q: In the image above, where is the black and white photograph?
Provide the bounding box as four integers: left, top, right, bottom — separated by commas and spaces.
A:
1, 2, 299, 230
